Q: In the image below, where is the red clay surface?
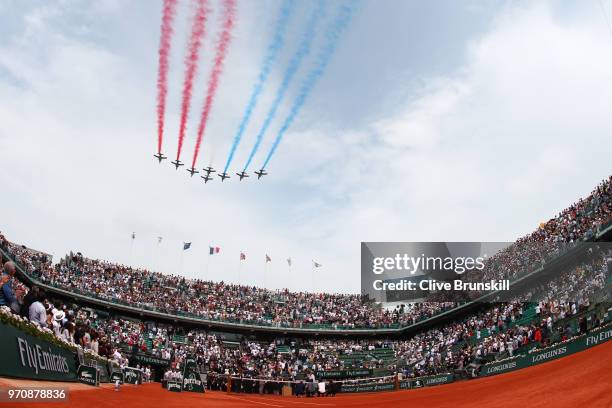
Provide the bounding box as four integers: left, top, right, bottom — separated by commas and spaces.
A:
3, 340, 611, 408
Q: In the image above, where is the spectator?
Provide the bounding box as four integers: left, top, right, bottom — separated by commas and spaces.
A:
20, 285, 39, 318
62, 321, 76, 344
29, 290, 48, 328
52, 310, 65, 337
318, 380, 326, 396
294, 381, 305, 397
0, 261, 18, 313
91, 331, 100, 354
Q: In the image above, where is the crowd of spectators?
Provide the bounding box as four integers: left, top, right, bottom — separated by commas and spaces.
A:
398, 250, 609, 377
22, 248, 606, 383
0, 176, 610, 390
0, 242, 608, 388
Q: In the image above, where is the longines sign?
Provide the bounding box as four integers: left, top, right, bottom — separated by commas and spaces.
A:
0, 321, 77, 381
481, 324, 612, 377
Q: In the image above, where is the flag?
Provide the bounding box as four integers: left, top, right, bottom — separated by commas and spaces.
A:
209, 246, 220, 255
240, 252, 246, 261
287, 257, 292, 267
183, 242, 191, 250
265, 254, 271, 263
313, 260, 322, 268
131, 232, 136, 240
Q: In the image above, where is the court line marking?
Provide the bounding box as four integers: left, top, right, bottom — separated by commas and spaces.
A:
225, 394, 285, 407
225, 393, 337, 407
244, 395, 336, 406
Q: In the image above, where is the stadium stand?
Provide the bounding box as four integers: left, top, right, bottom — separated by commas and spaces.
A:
0, 176, 611, 394
3, 176, 610, 331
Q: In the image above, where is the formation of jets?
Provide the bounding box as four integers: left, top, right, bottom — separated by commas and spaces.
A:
154, 153, 267, 183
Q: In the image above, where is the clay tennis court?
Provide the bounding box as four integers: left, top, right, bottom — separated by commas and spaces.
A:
3, 339, 611, 408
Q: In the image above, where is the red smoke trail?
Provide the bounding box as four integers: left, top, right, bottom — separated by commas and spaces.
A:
156, 0, 179, 154
191, 0, 236, 169
176, 0, 209, 161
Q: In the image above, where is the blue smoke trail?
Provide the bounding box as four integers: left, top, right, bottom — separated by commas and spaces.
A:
261, 1, 357, 170
222, 0, 295, 173
242, 0, 326, 172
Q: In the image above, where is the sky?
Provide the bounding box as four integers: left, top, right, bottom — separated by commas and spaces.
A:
0, 0, 611, 293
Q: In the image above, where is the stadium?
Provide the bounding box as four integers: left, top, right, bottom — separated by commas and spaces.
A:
1, 179, 611, 406
1, 1, 612, 408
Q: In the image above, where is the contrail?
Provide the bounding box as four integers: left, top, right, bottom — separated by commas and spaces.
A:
222, 0, 295, 173
156, 0, 179, 155
599, 0, 612, 39
175, 0, 208, 162
242, 1, 326, 172
190, 0, 237, 169
261, 1, 356, 170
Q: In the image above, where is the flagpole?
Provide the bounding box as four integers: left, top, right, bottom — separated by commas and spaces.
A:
208, 250, 213, 281
238, 254, 242, 284
154, 239, 158, 270
205, 243, 211, 281
129, 234, 135, 265
209, 251, 214, 282
179, 246, 184, 275
311, 262, 315, 292
154, 238, 161, 272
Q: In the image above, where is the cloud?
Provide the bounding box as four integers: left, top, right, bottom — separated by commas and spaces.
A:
0, 1, 611, 294
260, 1, 612, 288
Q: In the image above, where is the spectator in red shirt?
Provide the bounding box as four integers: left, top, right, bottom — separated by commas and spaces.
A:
534, 327, 542, 343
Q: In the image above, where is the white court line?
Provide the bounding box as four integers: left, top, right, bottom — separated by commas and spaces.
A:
225, 394, 285, 407
232, 394, 336, 406
269, 401, 336, 406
